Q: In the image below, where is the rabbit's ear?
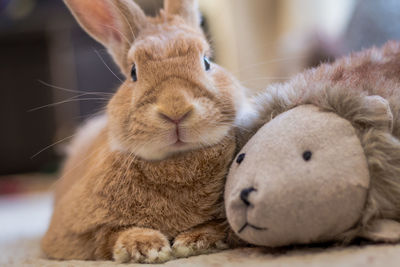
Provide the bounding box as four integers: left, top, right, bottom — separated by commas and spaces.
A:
64, 0, 147, 71
164, 0, 201, 28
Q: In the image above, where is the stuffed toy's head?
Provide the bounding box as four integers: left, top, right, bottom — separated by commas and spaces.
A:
226, 104, 369, 246
225, 42, 400, 247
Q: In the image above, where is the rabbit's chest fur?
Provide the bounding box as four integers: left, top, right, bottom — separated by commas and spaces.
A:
57, 127, 237, 238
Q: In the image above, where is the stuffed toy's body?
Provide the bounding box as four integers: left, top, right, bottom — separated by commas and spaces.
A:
225, 41, 400, 247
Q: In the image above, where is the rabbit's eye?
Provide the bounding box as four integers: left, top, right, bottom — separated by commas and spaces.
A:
204, 57, 211, 71
131, 64, 137, 82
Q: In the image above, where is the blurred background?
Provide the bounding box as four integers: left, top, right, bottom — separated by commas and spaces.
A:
0, 0, 400, 244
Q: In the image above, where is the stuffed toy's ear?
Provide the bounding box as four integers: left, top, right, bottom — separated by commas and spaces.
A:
164, 0, 201, 28
360, 219, 400, 242
64, 0, 147, 72
363, 95, 393, 132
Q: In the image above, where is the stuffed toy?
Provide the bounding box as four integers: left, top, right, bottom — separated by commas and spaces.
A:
225, 41, 400, 247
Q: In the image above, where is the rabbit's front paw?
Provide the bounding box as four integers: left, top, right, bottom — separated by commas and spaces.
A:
172, 224, 228, 258
113, 228, 172, 263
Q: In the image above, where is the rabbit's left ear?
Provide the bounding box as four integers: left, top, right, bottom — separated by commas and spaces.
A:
360, 219, 400, 242
64, 0, 147, 72
164, 0, 201, 28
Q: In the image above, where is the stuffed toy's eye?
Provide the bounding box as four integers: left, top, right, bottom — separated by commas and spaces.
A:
204, 56, 211, 71
131, 64, 137, 82
303, 150, 312, 161
236, 153, 245, 164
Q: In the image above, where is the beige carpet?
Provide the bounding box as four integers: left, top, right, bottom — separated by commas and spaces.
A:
2, 238, 400, 267
2, 187, 400, 266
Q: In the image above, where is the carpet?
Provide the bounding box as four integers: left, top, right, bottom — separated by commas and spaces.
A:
2, 186, 400, 266
2, 238, 400, 267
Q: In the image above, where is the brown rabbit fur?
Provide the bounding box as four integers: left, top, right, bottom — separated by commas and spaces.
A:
41, 0, 257, 263
253, 41, 400, 242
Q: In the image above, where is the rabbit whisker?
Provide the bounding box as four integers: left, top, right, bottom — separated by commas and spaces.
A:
109, 0, 137, 41
50, 145, 109, 191
38, 80, 113, 96
101, 23, 131, 45
29, 97, 110, 112
31, 133, 78, 159
94, 49, 124, 83
74, 108, 107, 121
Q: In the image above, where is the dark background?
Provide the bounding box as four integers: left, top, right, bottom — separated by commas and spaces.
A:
0, 0, 163, 174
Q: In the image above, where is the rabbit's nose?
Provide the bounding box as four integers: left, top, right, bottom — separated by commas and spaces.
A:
158, 108, 192, 125
240, 187, 256, 206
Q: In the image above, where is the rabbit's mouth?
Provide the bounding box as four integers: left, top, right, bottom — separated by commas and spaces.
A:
172, 140, 187, 147
164, 136, 195, 153
167, 128, 191, 148
118, 122, 232, 161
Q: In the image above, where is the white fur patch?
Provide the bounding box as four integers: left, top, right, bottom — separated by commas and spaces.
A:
108, 134, 129, 153
66, 115, 107, 156
235, 98, 259, 128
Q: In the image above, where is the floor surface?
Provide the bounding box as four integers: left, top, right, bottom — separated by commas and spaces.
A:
2, 190, 400, 266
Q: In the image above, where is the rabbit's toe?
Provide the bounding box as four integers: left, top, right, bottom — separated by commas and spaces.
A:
172, 231, 228, 258
113, 228, 173, 263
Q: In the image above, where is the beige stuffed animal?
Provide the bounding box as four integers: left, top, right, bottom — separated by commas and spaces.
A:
225, 41, 400, 247
41, 0, 257, 263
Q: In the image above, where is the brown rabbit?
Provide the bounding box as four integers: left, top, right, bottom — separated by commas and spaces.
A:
41, 0, 257, 263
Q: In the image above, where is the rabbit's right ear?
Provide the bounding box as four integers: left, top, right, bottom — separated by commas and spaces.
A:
64, 0, 147, 72
164, 0, 201, 28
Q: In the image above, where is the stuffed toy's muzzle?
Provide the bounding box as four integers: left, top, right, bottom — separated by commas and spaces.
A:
225, 105, 370, 247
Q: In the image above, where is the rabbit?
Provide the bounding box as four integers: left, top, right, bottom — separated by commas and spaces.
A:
41, 0, 258, 263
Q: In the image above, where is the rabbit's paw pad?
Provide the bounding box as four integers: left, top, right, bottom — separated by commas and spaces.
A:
113, 229, 172, 263
172, 232, 228, 258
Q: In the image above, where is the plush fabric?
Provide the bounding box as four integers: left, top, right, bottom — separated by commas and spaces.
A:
225, 42, 400, 247
225, 105, 369, 247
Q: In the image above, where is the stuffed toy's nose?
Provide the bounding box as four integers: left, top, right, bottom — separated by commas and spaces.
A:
240, 187, 256, 206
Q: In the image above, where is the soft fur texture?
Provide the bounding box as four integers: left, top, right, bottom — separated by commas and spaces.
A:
226, 41, 400, 247
42, 0, 256, 263
226, 105, 371, 246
